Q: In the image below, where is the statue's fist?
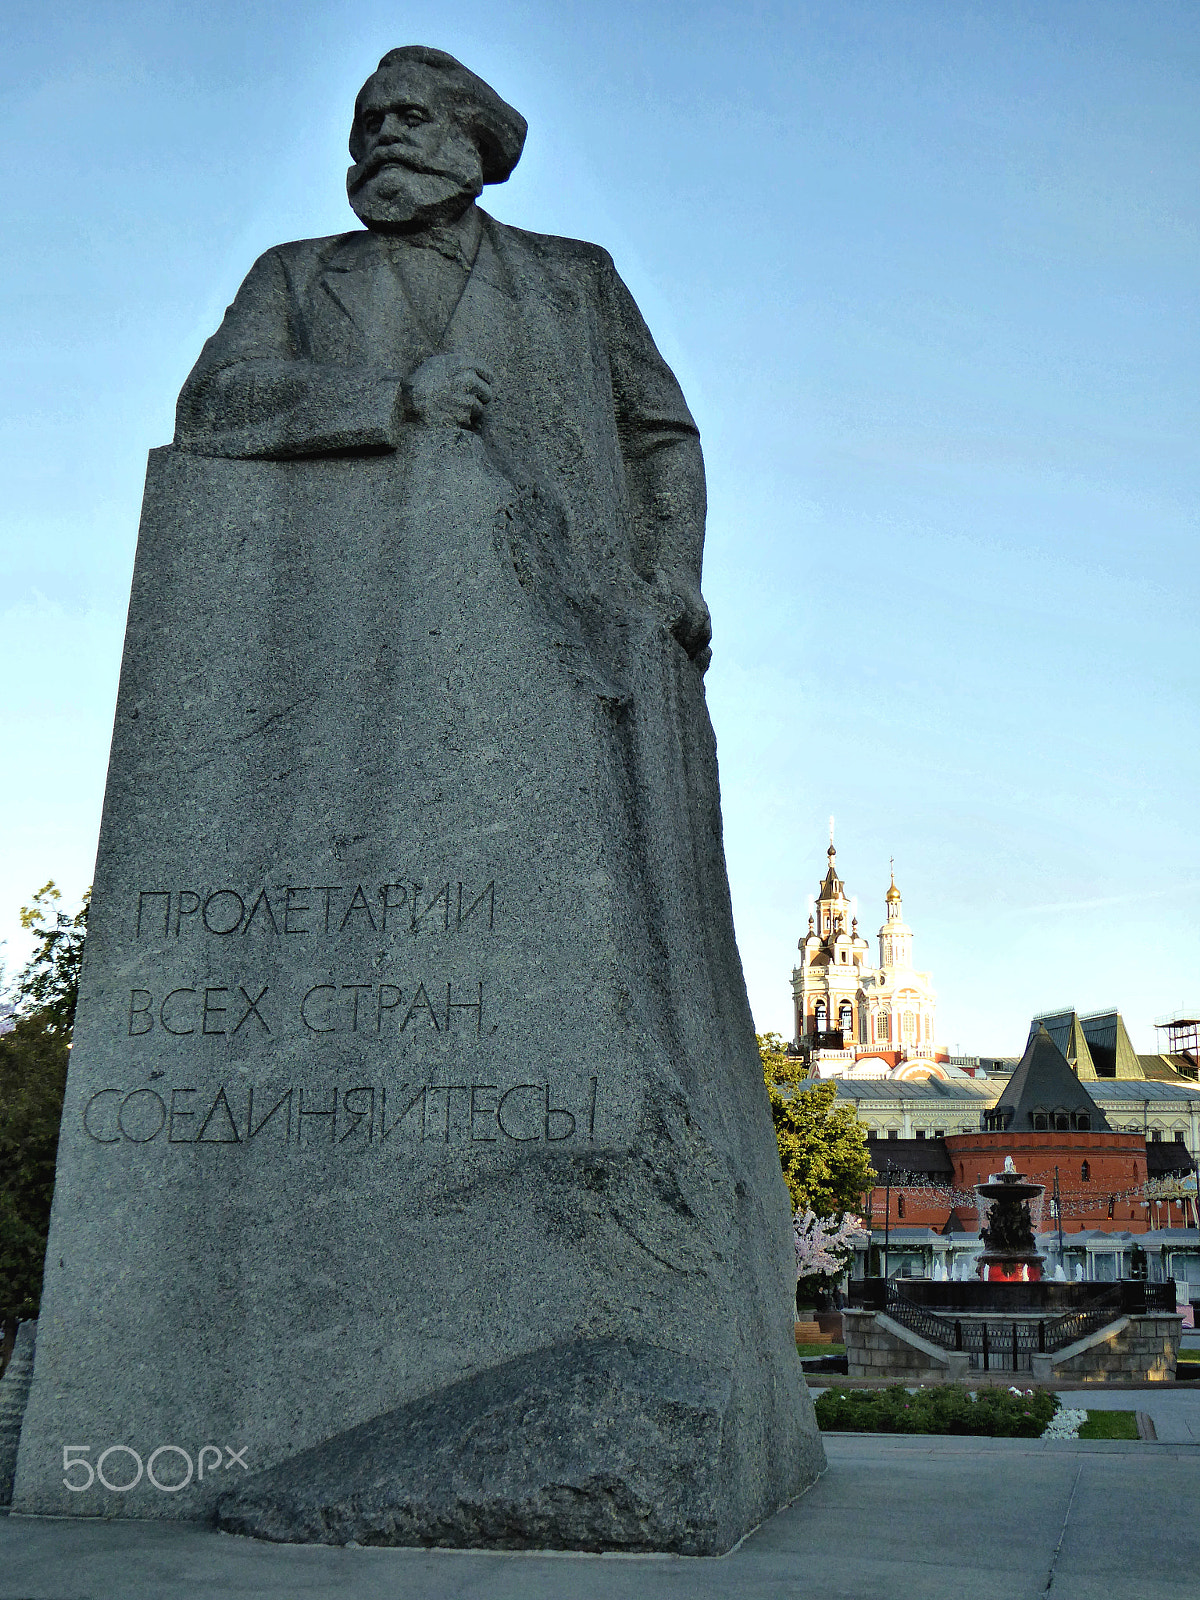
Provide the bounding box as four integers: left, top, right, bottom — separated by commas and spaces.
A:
655, 573, 712, 666
404, 352, 494, 429
671, 584, 712, 665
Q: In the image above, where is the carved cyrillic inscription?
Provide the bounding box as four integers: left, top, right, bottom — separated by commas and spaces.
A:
128, 985, 272, 1037
134, 881, 495, 941
124, 981, 484, 1039
82, 1078, 599, 1148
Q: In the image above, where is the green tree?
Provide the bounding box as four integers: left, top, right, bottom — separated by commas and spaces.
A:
12, 881, 89, 1033
758, 1033, 876, 1216
0, 883, 87, 1368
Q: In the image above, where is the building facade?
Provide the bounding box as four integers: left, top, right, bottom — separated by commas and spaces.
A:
795, 1016, 1200, 1286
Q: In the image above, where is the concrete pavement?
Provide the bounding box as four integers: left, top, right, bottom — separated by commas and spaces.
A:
3, 1432, 1198, 1600
1054, 1386, 1200, 1441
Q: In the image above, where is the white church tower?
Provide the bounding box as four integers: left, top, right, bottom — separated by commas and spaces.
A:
793, 843, 944, 1077
858, 864, 939, 1061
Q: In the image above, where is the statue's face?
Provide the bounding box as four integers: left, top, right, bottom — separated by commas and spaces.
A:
348, 64, 485, 230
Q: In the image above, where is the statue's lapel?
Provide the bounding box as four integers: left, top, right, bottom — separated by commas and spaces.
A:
316, 234, 434, 369
443, 226, 515, 353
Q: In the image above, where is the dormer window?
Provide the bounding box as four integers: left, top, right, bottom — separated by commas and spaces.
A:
1055, 1112, 1070, 1132
1032, 1112, 1049, 1131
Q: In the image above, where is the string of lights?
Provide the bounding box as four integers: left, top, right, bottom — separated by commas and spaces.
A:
866, 1173, 1198, 1219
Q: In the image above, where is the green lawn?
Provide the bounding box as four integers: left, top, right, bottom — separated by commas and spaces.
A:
796, 1342, 845, 1357
1078, 1410, 1139, 1440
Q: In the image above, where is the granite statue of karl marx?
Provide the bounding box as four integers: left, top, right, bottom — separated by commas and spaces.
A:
177, 45, 711, 667
13, 46, 819, 1547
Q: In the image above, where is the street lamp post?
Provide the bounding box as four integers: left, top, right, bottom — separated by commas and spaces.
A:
883, 1164, 892, 1282
1054, 1165, 1064, 1269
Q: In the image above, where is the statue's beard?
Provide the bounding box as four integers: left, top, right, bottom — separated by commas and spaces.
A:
347, 146, 483, 231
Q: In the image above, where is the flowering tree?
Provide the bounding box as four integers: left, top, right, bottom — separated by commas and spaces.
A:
793, 1208, 869, 1293
793, 1209, 870, 1312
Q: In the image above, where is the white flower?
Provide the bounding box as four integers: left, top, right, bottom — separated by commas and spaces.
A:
1042, 1408, 1087, 1440
794, 1209, 869, 1279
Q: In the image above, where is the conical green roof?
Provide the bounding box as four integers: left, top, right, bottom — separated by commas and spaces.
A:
990, 1024, 1111, 1133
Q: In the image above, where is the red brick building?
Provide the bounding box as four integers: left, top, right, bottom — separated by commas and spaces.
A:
864, 1027, 1195, 1238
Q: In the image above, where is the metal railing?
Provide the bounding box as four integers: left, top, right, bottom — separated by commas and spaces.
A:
1145, 1283, 1177, 1313
883, 1287, 958, 1351
1041, 1289, 1123, 1354
883, 1284, 1128, 1373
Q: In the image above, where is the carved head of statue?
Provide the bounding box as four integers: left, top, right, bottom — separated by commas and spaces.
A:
347, 46, 527, 231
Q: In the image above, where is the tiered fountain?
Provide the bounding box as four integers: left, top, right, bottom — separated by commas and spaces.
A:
975, 1157, 1045, 1283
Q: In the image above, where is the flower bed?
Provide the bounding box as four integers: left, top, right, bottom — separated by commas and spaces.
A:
814, 1383, 1058, 1437
1042, 1407, 1088, 1439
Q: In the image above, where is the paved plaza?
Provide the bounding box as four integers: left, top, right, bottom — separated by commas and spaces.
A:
3, 1422, 1199, 1600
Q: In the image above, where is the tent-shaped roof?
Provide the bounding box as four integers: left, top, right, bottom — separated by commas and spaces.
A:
989, 1025, 1111, 1133
1030, 1010, 1098, 1081
1079, 1010, 1144, 1079
818, 866, 845, 901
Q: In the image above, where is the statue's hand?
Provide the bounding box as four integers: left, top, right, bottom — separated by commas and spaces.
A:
403, 353, 494, 429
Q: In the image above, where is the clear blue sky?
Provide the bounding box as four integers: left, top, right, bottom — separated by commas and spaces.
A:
2, 0, 1197, 1055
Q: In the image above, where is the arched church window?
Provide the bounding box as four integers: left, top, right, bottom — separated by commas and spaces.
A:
877, 1014, 890, 1041
839, 1002, 853, 1035
814, 1001, 827, 1030
903, 1012, 915, 1040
